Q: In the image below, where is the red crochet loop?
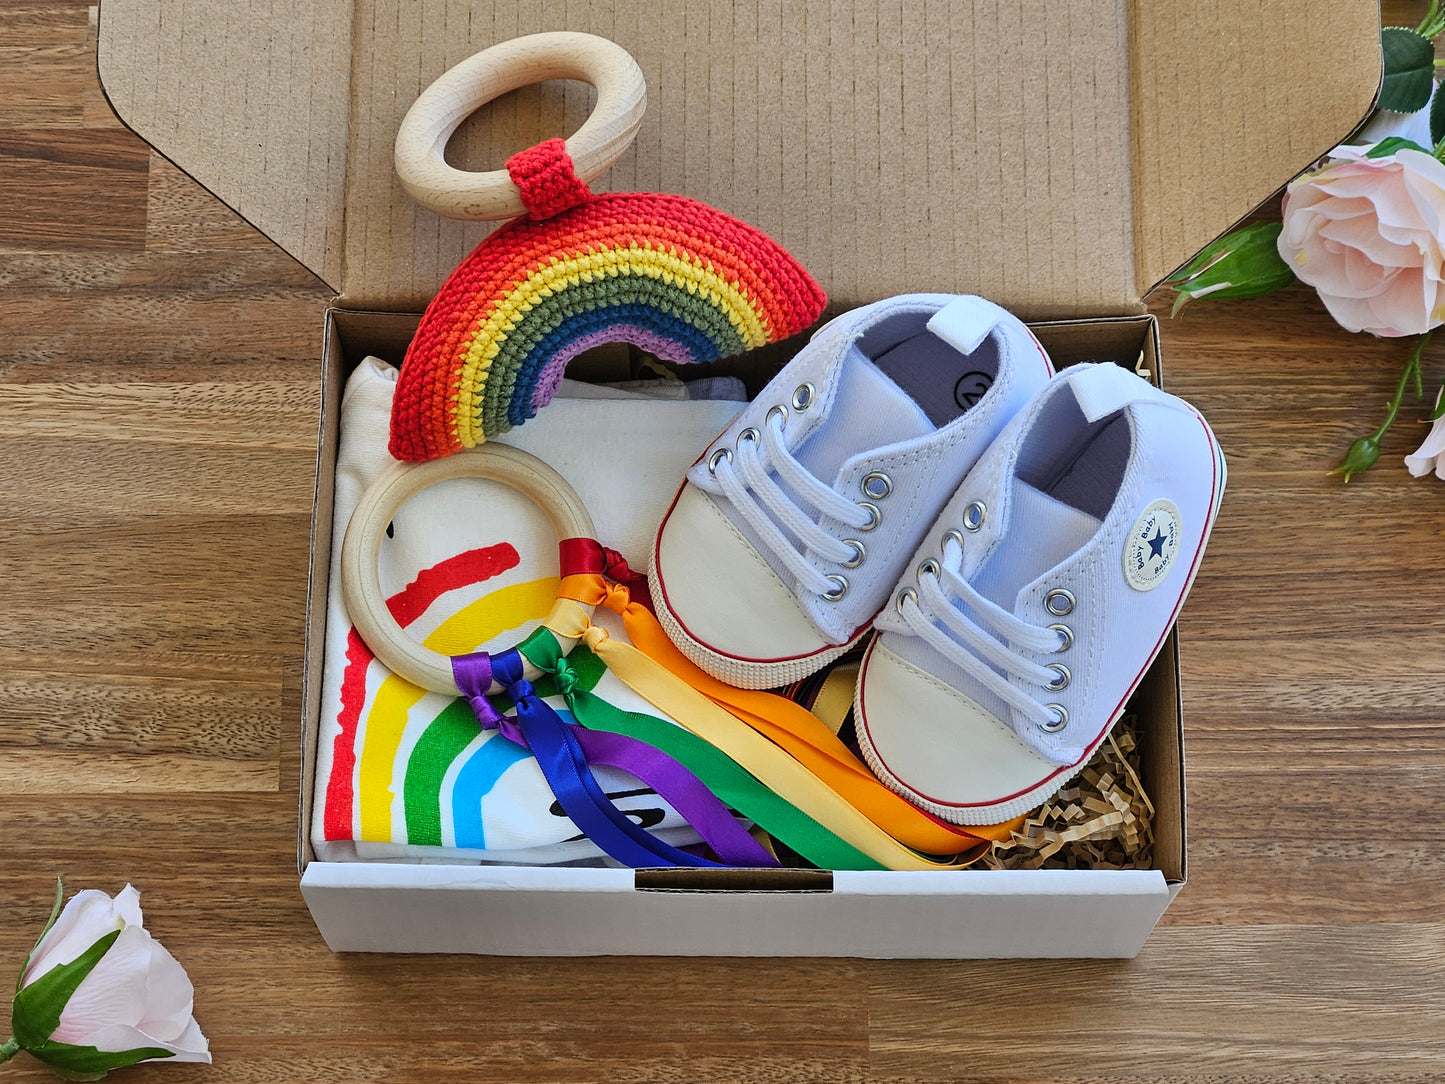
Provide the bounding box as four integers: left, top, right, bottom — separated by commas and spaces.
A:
506, 138, 593, 221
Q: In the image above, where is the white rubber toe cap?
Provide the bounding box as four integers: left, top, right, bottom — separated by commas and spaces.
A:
651, 482, 855, 688
855, 640, 1077, 825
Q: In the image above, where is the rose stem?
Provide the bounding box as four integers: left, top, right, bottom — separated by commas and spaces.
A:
1369, 330, 1433, 446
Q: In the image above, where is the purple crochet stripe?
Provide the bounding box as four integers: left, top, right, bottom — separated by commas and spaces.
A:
530, 325, 697, 412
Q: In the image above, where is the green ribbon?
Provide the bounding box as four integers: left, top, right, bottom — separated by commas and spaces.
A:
518, 632, 883, 871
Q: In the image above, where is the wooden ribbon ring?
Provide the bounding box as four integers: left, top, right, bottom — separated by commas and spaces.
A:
394, 31, 646, 221
340, 442, 598, 696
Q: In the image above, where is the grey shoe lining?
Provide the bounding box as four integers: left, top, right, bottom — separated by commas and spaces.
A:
1016, 391, 1131, 522
859, 311, 1003, 429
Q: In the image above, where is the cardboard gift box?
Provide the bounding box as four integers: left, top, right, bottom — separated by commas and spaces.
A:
95, 0, 1379, 957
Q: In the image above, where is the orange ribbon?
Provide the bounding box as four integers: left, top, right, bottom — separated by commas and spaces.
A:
559, 574, 1023, 851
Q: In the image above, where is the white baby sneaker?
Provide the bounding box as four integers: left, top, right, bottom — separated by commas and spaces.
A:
649, 293, 1055, 689
855, 362, 1226, 824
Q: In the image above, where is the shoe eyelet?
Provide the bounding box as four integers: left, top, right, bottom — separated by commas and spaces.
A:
895, 586, 918, 614
1045, 589, 1075, 617
841, 540, 866, 568
1048, 623, 1074, 652
1037, 705, 1069, 733
856, 501, 881, 532
962, 501, 986, 531
861, 471, 892, 500
707, 447, 732, 473
941, 528, 965, 556
766, 404, 789, 427
737, 426, 760, 446
822, 574, 849, 602
917, 558, 940, 581
791, 383, 815, 411
1045, 663, 1071, 691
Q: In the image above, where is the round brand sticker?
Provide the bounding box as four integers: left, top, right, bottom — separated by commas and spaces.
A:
1123, 499, 1182, 591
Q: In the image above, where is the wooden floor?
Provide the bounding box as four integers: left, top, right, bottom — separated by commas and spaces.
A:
2, 3, 1444, 1081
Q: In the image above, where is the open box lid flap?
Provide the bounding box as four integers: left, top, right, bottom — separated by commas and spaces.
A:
97, 0, 1379, 317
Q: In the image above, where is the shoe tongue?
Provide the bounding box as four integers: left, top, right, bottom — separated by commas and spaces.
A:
794, 344, 934, 482
971, 480, 1101, 609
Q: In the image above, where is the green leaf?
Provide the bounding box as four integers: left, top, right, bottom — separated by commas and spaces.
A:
1432, 83, 1445, 146
1365, 135, 1433, 158
26, 1038, 174, 1080
1430, 385, 1445, 421
1166, 224, 1266, 283
10, 930, 119, 1050
16, 879, 66, 996
1364, 135, 1432, 158
1165, 222, 1295, 314
1381, 27, 1436, 112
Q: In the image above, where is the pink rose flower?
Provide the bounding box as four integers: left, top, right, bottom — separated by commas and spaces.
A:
5, 884, 210, 1077
1278, 144, 1445, 337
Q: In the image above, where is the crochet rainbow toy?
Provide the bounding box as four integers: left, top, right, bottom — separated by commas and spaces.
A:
389, 138, 827, 462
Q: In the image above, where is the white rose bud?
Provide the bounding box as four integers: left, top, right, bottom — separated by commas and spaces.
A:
1405, 388, 1445, 479
4, 883, 210, 1080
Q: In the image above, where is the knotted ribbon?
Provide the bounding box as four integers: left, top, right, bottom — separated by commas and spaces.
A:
452, 648, 774, 868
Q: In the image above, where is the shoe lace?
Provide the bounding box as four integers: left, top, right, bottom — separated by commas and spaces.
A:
895, 534, 1070, 730
711, 407, 875, 599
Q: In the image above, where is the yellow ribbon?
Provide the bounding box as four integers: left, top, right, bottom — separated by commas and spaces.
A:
561, 574, 1022, 847
545, 588, 989, 871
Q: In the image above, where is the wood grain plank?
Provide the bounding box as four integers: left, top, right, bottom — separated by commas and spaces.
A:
0, 5, 88, 48
0, 537, 310, 667
0, 669, 281, 754
1164, 841, 1445, 927
0, 128, 148, 248
866, 925, 1445, 1081
0, 221, 326, 378
0, 380, 319, 446
145, 153, 293, 253
0, 43, 90, 125
1, 752, 279, 794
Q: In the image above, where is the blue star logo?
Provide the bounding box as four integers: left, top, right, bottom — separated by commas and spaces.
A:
1146, 526, 1167, 560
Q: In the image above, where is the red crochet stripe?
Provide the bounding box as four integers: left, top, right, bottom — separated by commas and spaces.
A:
389, 192, 827, 462
506, 138, 591, 221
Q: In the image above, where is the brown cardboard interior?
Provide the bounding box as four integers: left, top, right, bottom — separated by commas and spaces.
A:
297, 355, 340, 868
299, 310, 1184, 886
97, 0, 1379, 318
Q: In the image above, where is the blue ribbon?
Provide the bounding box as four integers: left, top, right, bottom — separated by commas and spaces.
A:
453, 648, 723, 868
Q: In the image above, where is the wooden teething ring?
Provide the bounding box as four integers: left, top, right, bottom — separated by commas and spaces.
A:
393, 31, 646, 221
340, 443, 598, 696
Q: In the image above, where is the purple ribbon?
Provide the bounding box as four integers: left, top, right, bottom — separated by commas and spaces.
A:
452, 649, 769, 867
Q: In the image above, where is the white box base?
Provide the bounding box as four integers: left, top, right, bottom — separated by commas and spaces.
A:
301, 863, 1178, 957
